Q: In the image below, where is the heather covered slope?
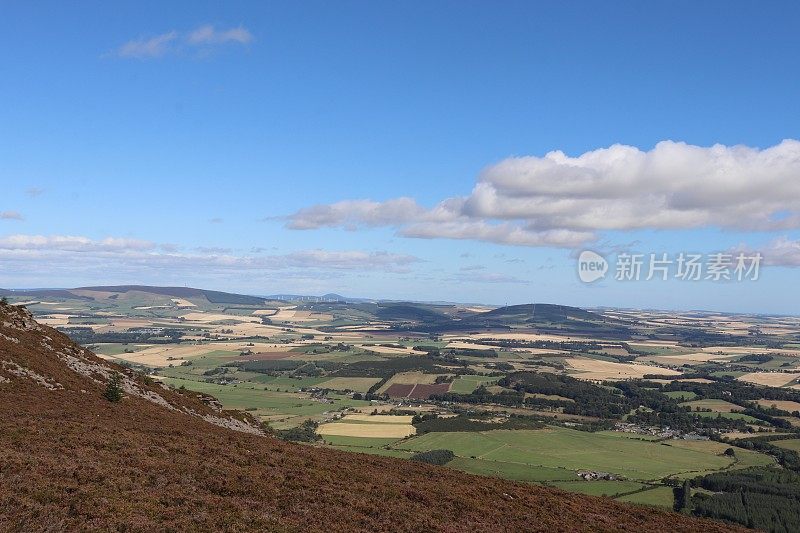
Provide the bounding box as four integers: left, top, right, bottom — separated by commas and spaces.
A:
0, 302, 740, 532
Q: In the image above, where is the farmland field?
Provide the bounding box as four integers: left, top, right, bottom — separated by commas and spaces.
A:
6, 285, 799, 524
551, 480, 649, 497
773, 439, 800, 452
393, 427, 735, 480
615, 486, 675, 507
680, 399, 743, 412
317, 422, 415, 438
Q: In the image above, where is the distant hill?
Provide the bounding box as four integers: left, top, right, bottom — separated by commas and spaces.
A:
0, 301, 738, 531
74, 285, 268, 305
480, 303, 598, 322
0, 285, 269, 306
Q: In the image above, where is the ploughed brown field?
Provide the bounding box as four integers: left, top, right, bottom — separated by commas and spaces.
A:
0, 302, 742, 532
385, 382, 451, 399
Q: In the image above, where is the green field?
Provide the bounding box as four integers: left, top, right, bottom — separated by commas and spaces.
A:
681, 399, 743, 412
321, 435, 401, 447
448, 457, 576, 482
551, 480, 649, 497
317, 377, 381, 392
393, 427, 735, 480
663, 391, 697, 401
327, 445, 414, 459
160, 377, 371, 423
449, 375, 498, 394
693, 411, 762, 423
773, 439, 800, 452
615, 486, 675, 507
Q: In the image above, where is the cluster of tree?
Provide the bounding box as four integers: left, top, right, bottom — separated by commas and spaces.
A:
203, 367, 229, 376
62, 327, 183, 345
738, 353, 775, 364
503, 372, 633, 418
626, 408, 749, 433
276, 420, 320, 443
409, 449, 455, 466
689, 467, 800, 532
728, 436, 800, 472
431, 386, 525, 407
518, 359, 565, 370
329, 355, 454, 379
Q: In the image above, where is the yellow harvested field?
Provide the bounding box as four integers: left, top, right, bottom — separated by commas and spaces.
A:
677, 378, 715, 384
446, 341, 506, 351
757, 400, 800, 412
181, 312, 261, 324
738, 372, 799, 388
566, 357, 680, 381
364, 345, 418, 355
341, 414, 415, 424
37, 314, 72, 326
268, 307, 332, 322
317, 423, 415, 438
337, 324, 392, 330
103, 341, 301, 366
648, 352, 738, 364
171, 298, 196, 307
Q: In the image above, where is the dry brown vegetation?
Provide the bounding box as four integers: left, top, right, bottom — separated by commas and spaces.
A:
0, 302, 743, 532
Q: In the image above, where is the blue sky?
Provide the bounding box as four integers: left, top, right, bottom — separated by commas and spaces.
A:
1, 1, 799, 313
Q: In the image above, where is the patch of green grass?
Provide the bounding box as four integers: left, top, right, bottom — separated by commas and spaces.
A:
449, 375, 498, 394
551, 480, 649, 497
680, 399, 742, 412
693, 411, 762, 423
327, 445, 414, 459
615, 486, 675, 507
321, 435, 401, 447
663, 391, 697, 401
447, 457, 575, 482
160, 377, 370, 422
773, 439, 800, 452
317, 377, 381, 392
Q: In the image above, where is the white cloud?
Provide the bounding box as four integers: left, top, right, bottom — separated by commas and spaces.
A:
0, 211, 24, 221
453, 272, 529, 284
757, 237, 800, 267
286, 140, 800, 248
187, 25, 253, 45
0, 234, 153, 252
286, 198, 424, 230
117, 31, 179, 59
114, 25, 252, 59
0, 234, 418, 275
26, 187, 44, 198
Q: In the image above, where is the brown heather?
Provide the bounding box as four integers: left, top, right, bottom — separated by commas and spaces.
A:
0, 302, 742, 532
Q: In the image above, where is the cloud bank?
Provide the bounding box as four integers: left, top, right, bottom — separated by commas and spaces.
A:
0, 234, 418, 275
287, 140, 800, 248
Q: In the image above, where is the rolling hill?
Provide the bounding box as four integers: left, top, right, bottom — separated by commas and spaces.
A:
0, 300, 742, 531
